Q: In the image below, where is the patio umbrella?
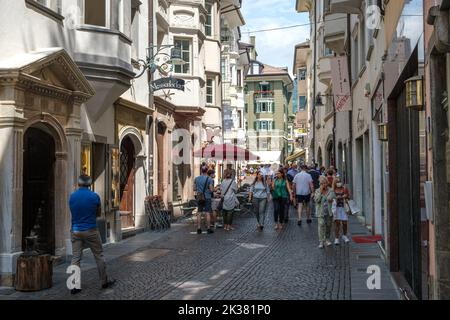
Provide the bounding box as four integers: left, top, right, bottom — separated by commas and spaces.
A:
194, 143, 260, 161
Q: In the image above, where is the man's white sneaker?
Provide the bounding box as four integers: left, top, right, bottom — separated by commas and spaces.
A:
334, 238, 340, 245
342, 235, 350, 243
325, 240, 332, 247
318, 242, 324, 249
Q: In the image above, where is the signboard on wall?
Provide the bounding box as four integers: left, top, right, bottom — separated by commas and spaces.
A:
150, 77, 185, 92
223, 104, 233, 132
331, 56, 352, 112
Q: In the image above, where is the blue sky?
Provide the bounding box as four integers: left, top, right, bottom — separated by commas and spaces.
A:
241, 0, 310, 75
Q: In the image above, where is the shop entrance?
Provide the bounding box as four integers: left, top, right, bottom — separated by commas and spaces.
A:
120, 136, 135, 229
22, 126, 56, 254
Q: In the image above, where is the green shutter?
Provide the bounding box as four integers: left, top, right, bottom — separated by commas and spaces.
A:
254, 121, 257, 131
272, 102, 275, 114
272, 121, 275, 130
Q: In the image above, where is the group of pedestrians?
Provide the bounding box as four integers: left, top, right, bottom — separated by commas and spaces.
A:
193, 161, 352, 249
194, 163, 240, 234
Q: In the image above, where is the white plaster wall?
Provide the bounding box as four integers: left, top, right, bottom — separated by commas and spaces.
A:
0, 0, 130, 67
81, 104, 116, 144
204, 40, 220, 73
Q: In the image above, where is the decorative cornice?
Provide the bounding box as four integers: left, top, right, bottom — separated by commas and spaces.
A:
65, 128, 83, 136
0, 117, 26, 128
115, 98, 153, 115
55, 152, 68, 160
0, 49, 95, 104
154, 96, 176, 113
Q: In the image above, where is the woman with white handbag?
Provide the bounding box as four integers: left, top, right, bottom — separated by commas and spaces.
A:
332, 177, 351, 245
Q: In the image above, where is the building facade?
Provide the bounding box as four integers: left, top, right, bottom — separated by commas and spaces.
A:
245, 37, 294, 165
295, 0, 431, 299
291, 42, 312, 163
424, 0, 450, 300
221, 1, 248, 149
0, 0, 149, 285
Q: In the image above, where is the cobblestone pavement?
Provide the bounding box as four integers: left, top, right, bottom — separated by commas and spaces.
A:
0, 202, 399, 300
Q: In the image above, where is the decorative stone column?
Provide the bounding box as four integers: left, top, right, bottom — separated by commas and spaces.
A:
64, 100, 83, 257
0, 120, 26, 287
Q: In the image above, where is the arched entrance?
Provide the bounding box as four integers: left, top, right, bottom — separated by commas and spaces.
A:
157, 121, 168, 201
120, 136, 135, 229
317, 147, 323, 167
326, 139, 334, 167
22, 126, 56, 254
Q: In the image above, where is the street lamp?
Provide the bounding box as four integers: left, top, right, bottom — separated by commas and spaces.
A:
405, 75, 424, 110
133, 44, 186, 197
134, 45, 186, 79
378, 122, 388, 141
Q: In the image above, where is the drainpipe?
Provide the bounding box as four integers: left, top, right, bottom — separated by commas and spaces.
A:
347, 13, 353, 190
148, 0, 155, 196
312, 2, 317, 164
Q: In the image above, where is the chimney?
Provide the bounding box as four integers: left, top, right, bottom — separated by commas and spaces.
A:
249, 36, 256, 60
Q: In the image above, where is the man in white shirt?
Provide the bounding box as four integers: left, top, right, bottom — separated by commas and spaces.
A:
293, 165, 315, 226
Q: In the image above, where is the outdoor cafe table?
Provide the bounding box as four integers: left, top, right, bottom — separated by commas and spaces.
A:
236, 193, 253, 215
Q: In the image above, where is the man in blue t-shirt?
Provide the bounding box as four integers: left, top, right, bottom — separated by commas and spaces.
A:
194, 167, 214, 234
68, 175, 115, 294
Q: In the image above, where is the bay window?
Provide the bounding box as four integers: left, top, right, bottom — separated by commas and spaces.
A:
206, 2, 213, 37
174, 39, 191, 74
83, 0, 108, 27
256, 101, 274, 113
255, 120, 274, 131
206, 78, 214, 104
81, 0, 125, 33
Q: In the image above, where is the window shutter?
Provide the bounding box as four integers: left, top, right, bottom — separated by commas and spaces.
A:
272, 121, 275, 130
254, 121, 257, 131
272, 102, 275, 114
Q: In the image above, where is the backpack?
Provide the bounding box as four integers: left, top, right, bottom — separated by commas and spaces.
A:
196, 177, 210, 205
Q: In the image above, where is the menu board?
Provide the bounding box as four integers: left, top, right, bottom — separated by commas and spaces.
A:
81, 143, 91, 176
110, 147, 120, 209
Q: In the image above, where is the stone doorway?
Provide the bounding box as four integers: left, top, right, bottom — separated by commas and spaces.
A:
22, 126, 56, 255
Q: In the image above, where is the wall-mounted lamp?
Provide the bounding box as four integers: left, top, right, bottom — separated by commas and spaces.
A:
315, 94, 324, 106
405, 76, 424, 110
378, 122, 388, 141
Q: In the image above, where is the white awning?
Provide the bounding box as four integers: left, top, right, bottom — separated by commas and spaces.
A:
247, 151, 282, 165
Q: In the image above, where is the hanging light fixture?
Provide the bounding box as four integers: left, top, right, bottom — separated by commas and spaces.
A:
315, 94, 324, 106
405, 76, 424, 110
168, 47, 186, 66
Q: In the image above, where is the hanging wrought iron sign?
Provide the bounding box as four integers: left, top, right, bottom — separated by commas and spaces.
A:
149, 77, 185, 92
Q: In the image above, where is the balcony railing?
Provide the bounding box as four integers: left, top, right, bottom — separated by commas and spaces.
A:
254, 91, 274, 99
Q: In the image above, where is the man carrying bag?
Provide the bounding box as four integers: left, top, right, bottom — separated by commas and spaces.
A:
194, 167, 214, 234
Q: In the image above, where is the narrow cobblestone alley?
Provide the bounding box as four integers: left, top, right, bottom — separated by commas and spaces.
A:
0, 205, 399, 301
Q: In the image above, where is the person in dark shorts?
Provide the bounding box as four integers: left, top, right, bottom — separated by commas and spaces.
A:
194, 167, 214, 234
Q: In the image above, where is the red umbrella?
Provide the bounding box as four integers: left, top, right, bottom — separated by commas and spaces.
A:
194, 143, 260, 161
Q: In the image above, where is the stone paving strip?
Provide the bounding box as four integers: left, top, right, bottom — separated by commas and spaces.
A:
0, 207, 400, 300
